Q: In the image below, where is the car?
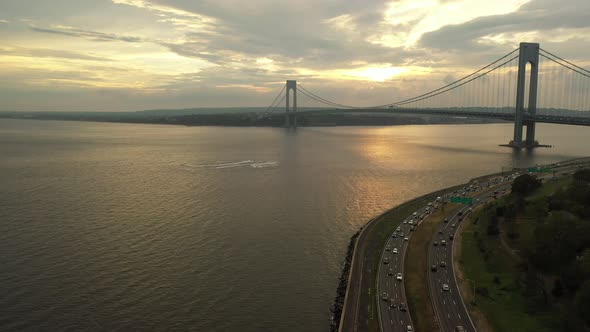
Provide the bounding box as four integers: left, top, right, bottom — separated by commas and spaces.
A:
442, 284, 450, 291
404, 237, 409, 241
393, 248, 398, 254
433, 241, 439, 246
428, 202, 433, 206
444, 217, 449, 223
438, 230, 443, 234
396, 227, 401, 232
458, 211, 463, 216
383, 258, 389, 264
440, 261, 446, 267
458, 215, 464, 221
431, 265, 438, 272
407, 325, 414, 332
455, 326, 465, 332
388, 269, 394, 276
386, 245, 391, 251
396, 273, 403, 281
392, 234, 397, 238
449, 234, 454, 240
389, 299, 396, 308
441, 240, 447, 246
382, 292, 389, 300
410, 226, 415, 231
413, 212, 418, 217
399, 302, 407, 311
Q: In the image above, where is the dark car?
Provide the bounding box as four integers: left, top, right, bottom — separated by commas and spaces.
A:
431, 265, 437, 272
399, 302, 407, 311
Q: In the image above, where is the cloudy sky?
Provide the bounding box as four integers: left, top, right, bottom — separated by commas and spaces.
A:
0, 0, 589, 112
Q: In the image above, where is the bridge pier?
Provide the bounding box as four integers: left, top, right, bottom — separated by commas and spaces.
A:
506, 42, 546, 148
285, 80, 297, 128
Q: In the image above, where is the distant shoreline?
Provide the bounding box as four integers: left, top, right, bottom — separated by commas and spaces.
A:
0, 111, 507, 128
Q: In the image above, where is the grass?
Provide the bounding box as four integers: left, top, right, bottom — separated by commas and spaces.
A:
364, 187, 463, 331
405, 205, 456, 331
460, 201, 558, 332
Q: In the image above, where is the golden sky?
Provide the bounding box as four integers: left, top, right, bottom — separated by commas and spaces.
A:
0, 0, 589, 111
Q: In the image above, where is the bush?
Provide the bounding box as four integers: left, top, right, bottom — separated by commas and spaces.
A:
552, 279, 564, 297
493, 276, 501, 285
512, 174, 542, 196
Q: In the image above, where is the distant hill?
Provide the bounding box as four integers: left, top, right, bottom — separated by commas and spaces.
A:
135, 107, 267, 116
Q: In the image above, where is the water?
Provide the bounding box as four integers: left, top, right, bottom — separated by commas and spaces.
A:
1, 119, 589, 331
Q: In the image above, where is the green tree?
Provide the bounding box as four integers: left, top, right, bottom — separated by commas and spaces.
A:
575, 280, 590, 325
512, 174, 542, 196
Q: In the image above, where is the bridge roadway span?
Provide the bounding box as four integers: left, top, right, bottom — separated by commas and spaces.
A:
282, 108, 590, 127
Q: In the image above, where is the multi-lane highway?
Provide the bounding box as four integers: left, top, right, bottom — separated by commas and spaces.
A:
377, 205, 433, 332
374, 161, 588, 332
428, 163, 583, 332
427, 186, 507, 332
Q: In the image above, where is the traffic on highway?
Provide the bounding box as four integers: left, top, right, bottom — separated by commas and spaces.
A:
375, 163, 578, 332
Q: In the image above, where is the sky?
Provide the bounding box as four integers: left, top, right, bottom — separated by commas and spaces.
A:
0, 0, 589, 112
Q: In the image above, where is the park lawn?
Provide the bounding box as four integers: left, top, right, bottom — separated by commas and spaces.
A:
460, 205, 556, 332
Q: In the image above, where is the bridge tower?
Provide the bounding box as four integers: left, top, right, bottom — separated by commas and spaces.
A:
511, 42, 540, 148
285, 80, 297, 127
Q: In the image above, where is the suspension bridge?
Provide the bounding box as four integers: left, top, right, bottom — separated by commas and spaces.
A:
263, 42, 590, 148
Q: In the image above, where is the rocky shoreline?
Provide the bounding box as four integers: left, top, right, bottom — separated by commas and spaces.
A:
329, 229, 361, 332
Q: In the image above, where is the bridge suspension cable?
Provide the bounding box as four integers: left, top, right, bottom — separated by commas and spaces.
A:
297, 48, 520, 111
298, 85, 357, 109
371, 48, 520, 108
389, 54, 519, 108
258, 84, 286, 119
540, 48, 590, 76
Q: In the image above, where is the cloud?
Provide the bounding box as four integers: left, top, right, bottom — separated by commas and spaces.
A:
1, 0, 590, 111
30, 25, 143, 43
0, 47, 113, 62
420, 0, 590, 51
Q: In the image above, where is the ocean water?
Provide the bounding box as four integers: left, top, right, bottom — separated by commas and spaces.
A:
1, 119, 589, 331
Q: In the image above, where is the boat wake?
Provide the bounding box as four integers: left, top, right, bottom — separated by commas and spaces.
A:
181, 160, 279, 170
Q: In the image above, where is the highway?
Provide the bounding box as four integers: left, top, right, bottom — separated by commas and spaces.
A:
428, 163, 584, 332
373, 160, 589, 332
427, 186, 504, 332
377, 205, 432, 332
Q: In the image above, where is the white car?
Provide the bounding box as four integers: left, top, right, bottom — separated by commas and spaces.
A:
404, 237, 409, 241
396, 273, 403, 281
442, 284, 450, 291
392, 248, 398, 254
